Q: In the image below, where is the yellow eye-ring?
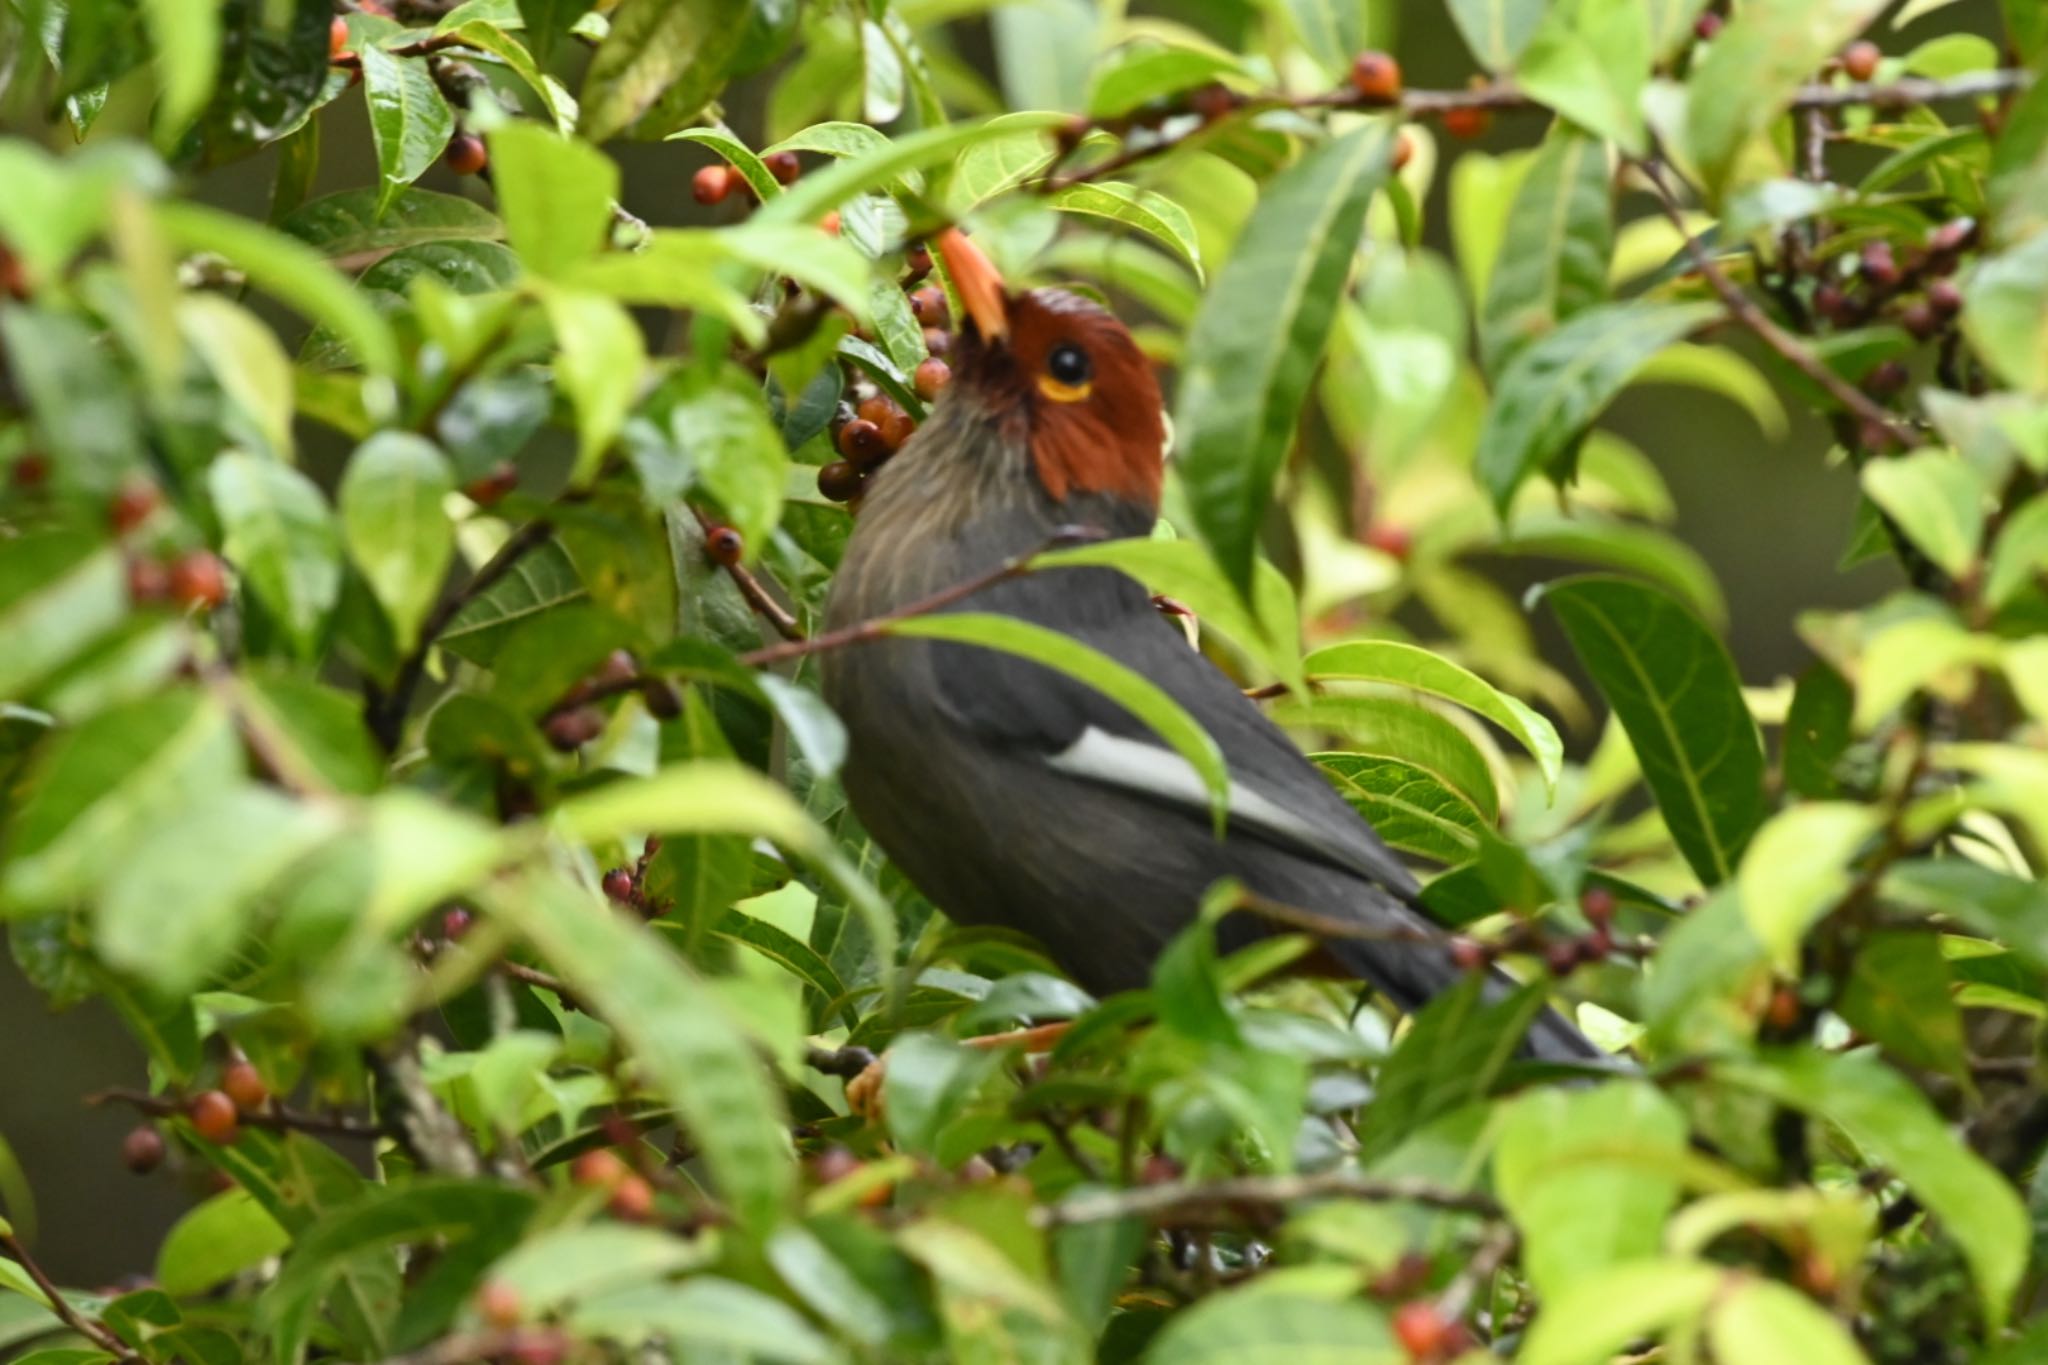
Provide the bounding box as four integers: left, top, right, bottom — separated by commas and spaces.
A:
1039, 341, 1094, 402
1037, 375, 1093, 403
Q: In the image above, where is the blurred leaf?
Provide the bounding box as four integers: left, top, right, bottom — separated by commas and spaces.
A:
1883, 860, 2048, 974
544, 289, 646, 485
1862, 450, 1986, 578
281, 188, 503, 257
488, 123, 617, 279
1519, 1258, 1722, 1365
1447, 0, 1548, 69
1, 691, 242, 914
156, 1190, 290, 1298
1838, 929, 1966, 1078
1176, 124, 1392, 593
1736, 802, 1880, 968
1783, 661, 1853, 800
884, 1032, 1002, 1155
571, 1278, 844, 1362
1480, 124, 1612, 373
98, 785, 339, 996
1495, 1081, 1687, 1299
1301, 639, 1563, 788
668, 128, 782, 201
1496, 511, 1726, 627
1363, 974, 1546, 1160
1987, 491, 2048, 608
360, 46, 454, 217
1050, 181, 1203, 280
1478, 301, 1717, 513
882, 612, 1230, 826
143, 0, 221, 143
519, 0, 595, 64
1719, 1049, 2026, 1328
1517, 0, 1650, 152
181, 294, 296, 457
1685, 0, 1890, 192
156, 201, 399, 375
339, 431, 456, 651
577, 0, 746, 143
1545, 576, 1767, 886
1707, 1277, 1871, 1365
0, 307, 144, 493
441, 539, 588, 665
1087, 48, 1240, 119
1315, 753, 1489, 862
1140, 1289, 1400, 1362
210, 451, 345, 658
0, 533, 128, 702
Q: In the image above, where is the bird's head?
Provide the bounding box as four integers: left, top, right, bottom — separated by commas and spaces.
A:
933, 228, 1167, 512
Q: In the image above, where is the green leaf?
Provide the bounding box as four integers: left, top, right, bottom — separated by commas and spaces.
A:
759, 115, 1070, 229
1861, 450, 1986, 578
1270, 696, 1499, 820
1086, 48, 1240, 119
0, 533, 128, 702
443, 22, 577, 133
0, 307, 143, 494
1543, 576, 1767, 886
180, 294, 296, 458
155, 1190, 290, 1297
209, 452, 345, 658
487, 123, 617, 279
1176, 124, 1392, 594
281, 188, 503, 257
667, 129, 781, 202
1735, 802, 1880, 969
1519, 1259, 1723, 1365
664, 366, 788, 551
1140, 1290, 1400, 1363
1363, 974, 1547, 1160
484, 1223, 708, 1311
1783, 661, 1853, 799
570, 1278, 844, 1363
1495, 511, 1726, 627
1883, 860, 2048, 974
544, 289, 647, 484
1049, 181, 1203, 280
337, 432, 455, 652
1987, 491, 2048, 607
1315, 753, 1490, 863
143, 0, 220, 143
360, 46, 455, 217
1495, 1081, 1688, 1300
492, 870, 791, 1231
1300, 639, 1563, 788
1837, 929, 1967, 1078
155, 202, 399, 376
440, 539, 587, 664
880, 612, 1230, 828
1516, 0, 1650, 152
1480, 125, 1613, 373
98, 786, 339, 996
1, 691, 242, 914
577, 0, 747, 143
1684, 0, 1892, 192
1718, 1049, 2027, 1329
1447, 0, 1548, 69
1477, 301, 1717, 513
1707, 1277, 1871, 1365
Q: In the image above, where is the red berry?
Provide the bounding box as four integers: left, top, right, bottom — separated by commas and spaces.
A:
1580, 886, 1617, 925
819, 210, 841, 236
704, 524, 743, 565
1900, 300, 1940, 339
1366, 523, 1413, 560
10, 453, 49, 489
188, 1090, 239, 1145
329, 15, 349, 58
811, 1146, 861, 1184
476, 1280, 523, 1328
601, 868, 634, 903
764, 151, 801, 185
607, 1173, 654, 1221
1393, 1301, 1453, 1360
1584, 926, 1614, 961
922, 327, 951, 358
1449, 937, 1488, 972
221, 1061, 267, 1113
1813, 283, 1851, 325
1443, 104, 1492, 139
1928, 278, 1963, 317
1693, 11, 1724, 40
1141, 1154, 1182, 1185
441, 907, 473, 939
543, 706, 605, 752
913, 358, 951, 401
444, 133, 488, 177
1842, 40, 1881, 83
1390, 131, 1415, 172
1545, 939, 1583, 977
857, 395, 913, 450
572, 1149, 627, 1188
170, 551, 228, 608
1928, 219, 1975, 256
462, 461, 519, 506
122, 1125, 165, 1174
1767, 985, 1801, 1031
109, 478, 161, 535
904, 242, 933, 283
1864, 359, 1909, 398
1347, 51, 1403, 105
837, 418, 889, 467
1860, 241, 1900, 288
908, 287, 948, 329
127, 557, 171, 604
692, 165, 733, 206
595, 649, 638, 685
1189, 82, 1237, 122
817, 460, 863, 503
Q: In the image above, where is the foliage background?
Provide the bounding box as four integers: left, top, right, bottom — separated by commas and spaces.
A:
4, 0, 2048, 1362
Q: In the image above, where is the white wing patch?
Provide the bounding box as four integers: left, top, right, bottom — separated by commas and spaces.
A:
1044, 726, 1387, 881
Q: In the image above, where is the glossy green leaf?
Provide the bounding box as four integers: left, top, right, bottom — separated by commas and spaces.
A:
281, 188, 503, 257
1861, 450, 1986, 578
881, 612, 1230, 826
1477, 301, 1717, 513
488, 122, 617, 279
360, 46, 454, 217
1782, 661, 1853, 799
155, 1190, 290, 1298
578, 0, 748, 143
209, 452, 345, 658
1480, 124, 1613, 373
1086, 48, 1240, 119
440, 539, 587, 665
444, 22, 577, 132
338, 431, 456, 650
1363, 974, 1547, 1159
1049, 181, 1203, 280
759, 115, 1070, 228
1447, 0, 1548, 69
667, 128, 782, 202
1176, 124, 1392, 593
1315, 753, 1490, 863
1270, 696, 1498, 819
1301, 639, 1563, 787
1545, 576, 1767, 886
1719, 1049, 2026, 1328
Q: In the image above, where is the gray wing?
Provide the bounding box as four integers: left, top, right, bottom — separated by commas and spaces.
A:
929, 562, 1422, 901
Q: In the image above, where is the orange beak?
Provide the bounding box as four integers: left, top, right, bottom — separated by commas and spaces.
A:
935, 228, 1009, 344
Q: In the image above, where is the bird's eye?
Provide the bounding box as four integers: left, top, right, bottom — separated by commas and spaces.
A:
1047, 343, 1092, 387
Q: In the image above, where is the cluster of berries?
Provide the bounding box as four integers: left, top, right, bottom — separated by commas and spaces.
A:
1447, 885, 1625, 979
121, 1058, 270, 1171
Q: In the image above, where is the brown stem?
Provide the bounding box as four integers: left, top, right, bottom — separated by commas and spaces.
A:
0, 1231, 136, 1360
1034, 1171, 1501, 1228
371, 519, 555, 751
84, 1088, 387, 1140
691, 505, 804, 642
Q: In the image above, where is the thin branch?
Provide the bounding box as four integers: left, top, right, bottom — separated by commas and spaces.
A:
0, 1231, 138, 1361
84, 1088, 387, 1140
1034, 1171, 1501, 1228
1634, 158, 1910, 448
691, 505, 804, 641
371, 519, 555, 751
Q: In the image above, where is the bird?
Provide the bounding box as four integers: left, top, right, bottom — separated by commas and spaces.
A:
819, 228, 1607, 1066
